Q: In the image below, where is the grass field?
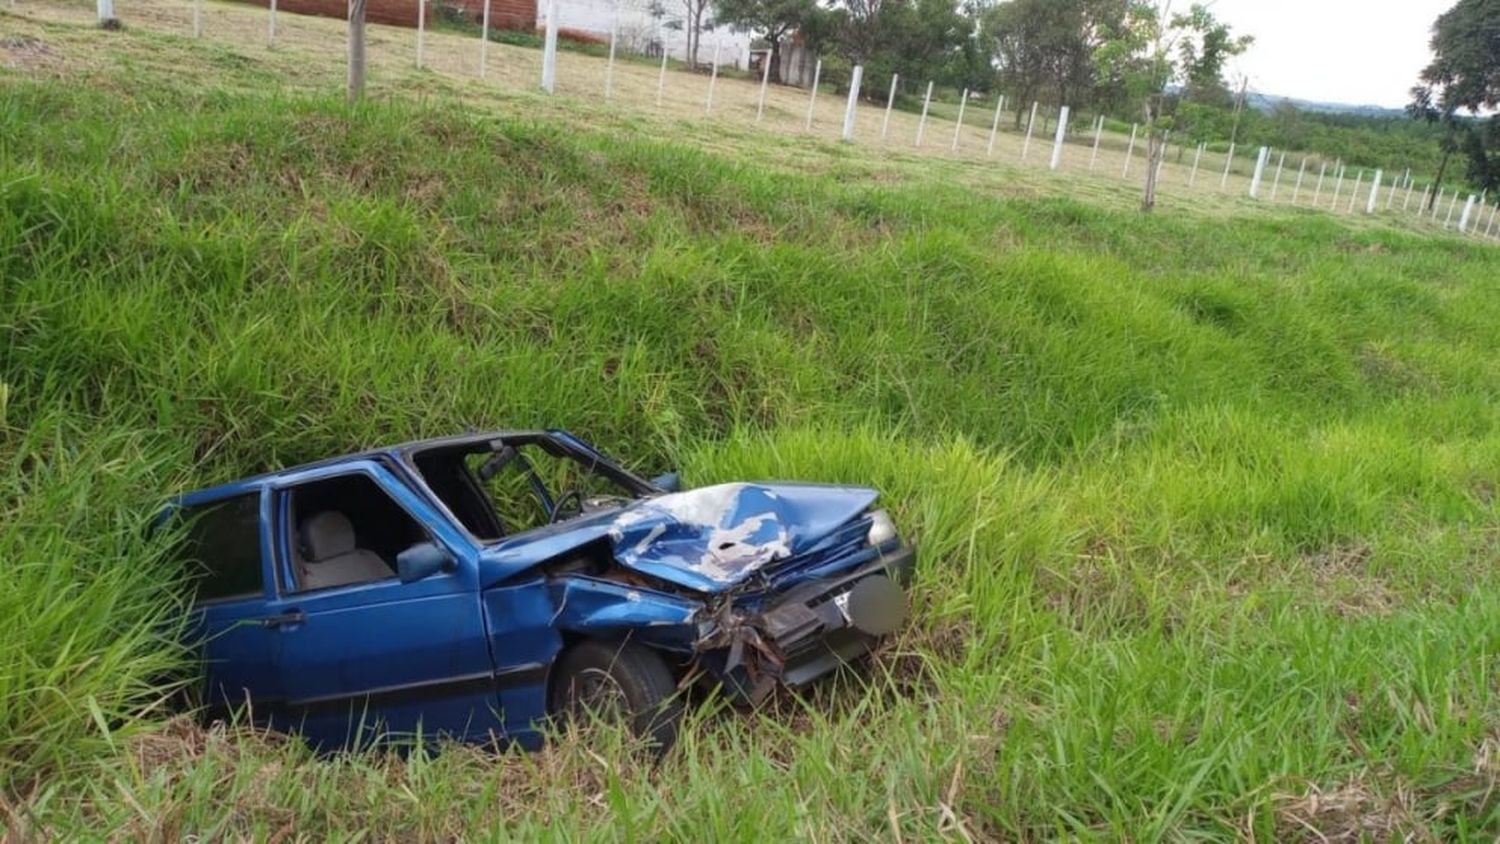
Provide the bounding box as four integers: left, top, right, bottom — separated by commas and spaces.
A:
5, 5, 1500, 841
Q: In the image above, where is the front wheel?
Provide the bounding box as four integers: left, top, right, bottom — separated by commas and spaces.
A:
549, 639, 683, 752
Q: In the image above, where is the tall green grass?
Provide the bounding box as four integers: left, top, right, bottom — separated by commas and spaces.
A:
4, 24, 1500, 838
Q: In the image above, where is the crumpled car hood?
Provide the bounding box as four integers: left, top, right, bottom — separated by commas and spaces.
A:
606, 482, 878, 593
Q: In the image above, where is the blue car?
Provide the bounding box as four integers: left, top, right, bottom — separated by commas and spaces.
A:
169, 430, 916, 750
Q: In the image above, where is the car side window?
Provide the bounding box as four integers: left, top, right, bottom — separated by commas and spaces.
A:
284, 472, 427, 593
175, 492, 265, 604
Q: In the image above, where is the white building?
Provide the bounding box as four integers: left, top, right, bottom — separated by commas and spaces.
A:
537, 0, 751, 70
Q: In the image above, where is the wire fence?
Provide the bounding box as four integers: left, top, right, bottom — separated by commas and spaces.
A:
10, 0, 1500, 242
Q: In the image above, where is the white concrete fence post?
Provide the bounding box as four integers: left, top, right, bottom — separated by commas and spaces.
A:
1219, 143, 1235, 190
268, 0, 278, 48
1049, 105, 1070, 170
842, 65, 864, 142
1090, 115, 1105, 171
1021, 101, 1039, 160
803, 58, 822, 131
880, 74, 898, 141
1366, 169, 1382, 214
604, 8, 619, 98
1431, 187, 1445, 220
987, 95, 1004, 156
1269, 150, 1286, 200
1248, 146, 1269, 198
1188, 141, 1204, 186
950, 89, 968, 151
541, 0, 559, 93
1313, 161, 1327, 205
704, 38, 721, 112
1331, 163, 1345, 210
1121, 122, 1137, 177
1291, 158, 1307, 203
654, 45, 668, 107
1459, 194, 1477, 232
1444, 190, 1460, 227
97, 0, 114, 24
915, 81, 933, 146
755, 48, 773, 123
479, 0, 492, 78
1346, 170, 1362, 213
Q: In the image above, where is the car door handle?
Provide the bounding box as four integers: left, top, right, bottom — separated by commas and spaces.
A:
260, 610, 305, 629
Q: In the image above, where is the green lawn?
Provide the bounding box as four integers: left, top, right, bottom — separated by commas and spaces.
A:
3, 10, 1500, 841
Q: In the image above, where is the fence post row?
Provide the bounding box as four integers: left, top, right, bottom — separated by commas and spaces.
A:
45, 4, 1491, 236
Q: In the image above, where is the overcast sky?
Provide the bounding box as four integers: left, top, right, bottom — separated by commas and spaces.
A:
1207, 0, 1452, 108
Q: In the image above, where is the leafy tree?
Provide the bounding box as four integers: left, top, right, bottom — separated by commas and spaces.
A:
1094, 2, 1249, 212
1410, 0, 1500, 205
985, 0, 1122, 126
716, 0, 817, 83
824, 0, 977, 96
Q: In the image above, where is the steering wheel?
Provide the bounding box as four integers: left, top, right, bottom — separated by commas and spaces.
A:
549, 489, 585, 524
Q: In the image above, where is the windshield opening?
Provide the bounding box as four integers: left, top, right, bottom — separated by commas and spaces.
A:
412, 436, 644, 541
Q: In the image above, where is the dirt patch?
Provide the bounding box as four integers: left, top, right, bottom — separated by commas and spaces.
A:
1276, 774, 1423, 841
1300, 543, 1400, 618
0, 35, 62, 73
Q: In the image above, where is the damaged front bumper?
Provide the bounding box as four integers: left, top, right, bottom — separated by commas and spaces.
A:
696, 544, 917, 703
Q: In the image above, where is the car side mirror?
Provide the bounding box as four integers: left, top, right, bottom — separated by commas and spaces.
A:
397, 541, 456, 584
651, 471, 683, 493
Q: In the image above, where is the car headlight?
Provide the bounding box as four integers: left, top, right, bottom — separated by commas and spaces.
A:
866, 508, 898, 547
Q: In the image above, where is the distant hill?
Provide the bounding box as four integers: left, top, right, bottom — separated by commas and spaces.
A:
1245, 91, 1406, 119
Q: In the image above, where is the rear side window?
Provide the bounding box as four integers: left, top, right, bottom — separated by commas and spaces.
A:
175, 493, 265, 603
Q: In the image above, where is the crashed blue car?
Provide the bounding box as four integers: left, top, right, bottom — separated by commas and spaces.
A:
170, 430, 915, 750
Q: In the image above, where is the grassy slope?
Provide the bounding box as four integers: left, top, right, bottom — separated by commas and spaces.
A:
4, 14, 1500, 842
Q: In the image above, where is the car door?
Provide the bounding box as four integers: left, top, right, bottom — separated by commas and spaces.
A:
181, 488, 286, 717
261, 460, 502, 748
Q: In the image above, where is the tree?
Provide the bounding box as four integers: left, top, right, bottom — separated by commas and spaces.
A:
985, 0, 1121, 126
684, 0, 711, 69
1094, 2, 1249, 212
1409, 0, 1500, 207
716, 0, 817, 83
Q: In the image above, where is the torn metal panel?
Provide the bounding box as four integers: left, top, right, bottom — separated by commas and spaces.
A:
606, 482, 879, 592
546, 575, 703, 648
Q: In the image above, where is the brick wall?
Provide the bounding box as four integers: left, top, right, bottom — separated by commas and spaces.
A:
242, 0, 536, 31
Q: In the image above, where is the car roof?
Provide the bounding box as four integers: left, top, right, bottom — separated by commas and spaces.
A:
176, 429, 535, 506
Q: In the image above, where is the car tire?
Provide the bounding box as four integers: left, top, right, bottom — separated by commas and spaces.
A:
550, 638, 683, 752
